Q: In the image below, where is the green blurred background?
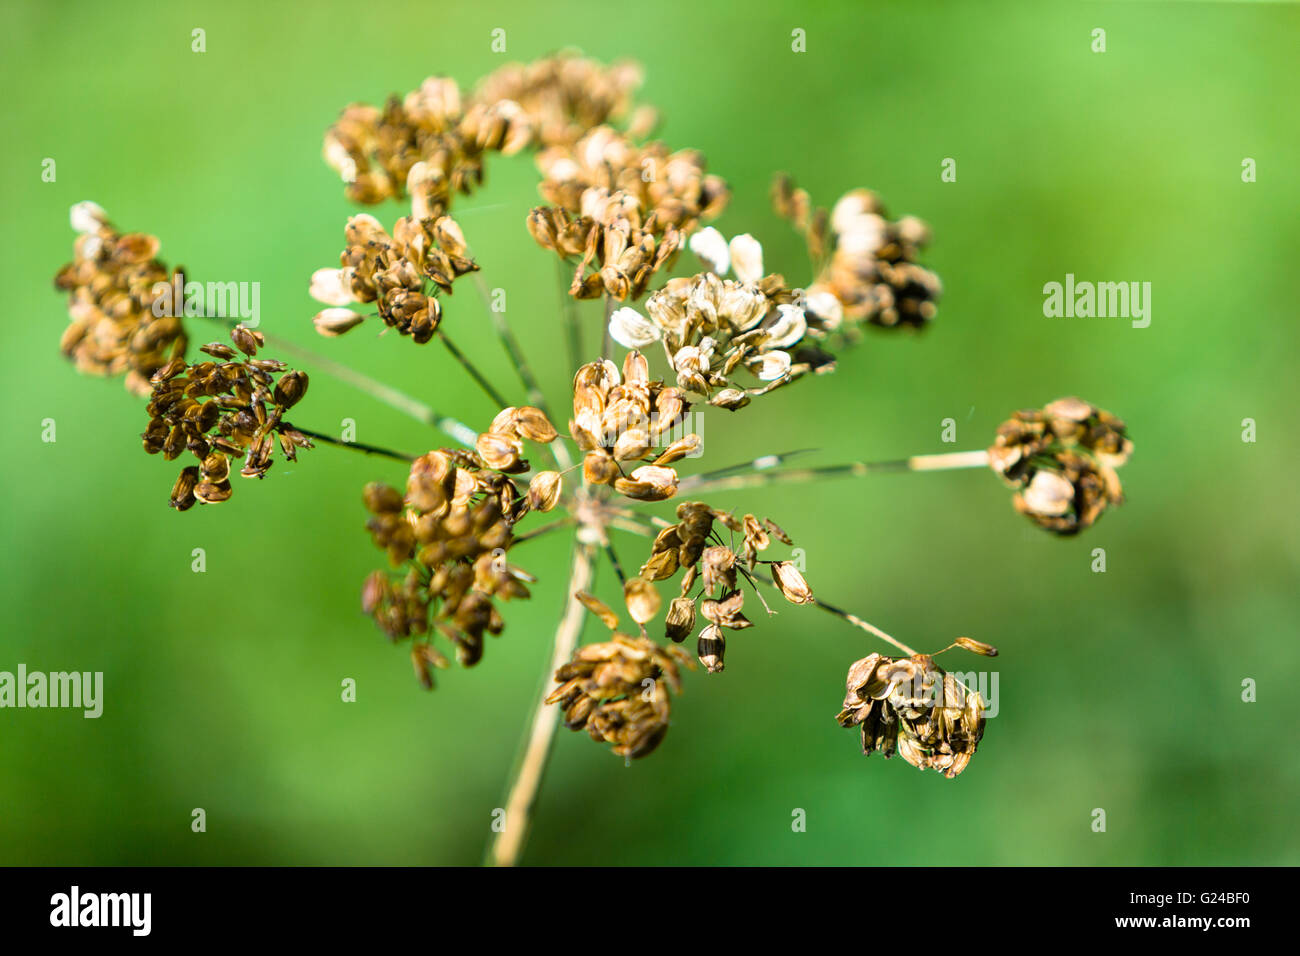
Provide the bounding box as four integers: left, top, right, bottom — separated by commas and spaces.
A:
2, 0, 1298, 865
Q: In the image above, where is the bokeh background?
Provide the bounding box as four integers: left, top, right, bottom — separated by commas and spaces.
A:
2, 0, 1298, 866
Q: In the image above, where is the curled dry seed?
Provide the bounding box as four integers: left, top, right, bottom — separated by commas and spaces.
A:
952, 636, 999, 657
577, 591, 620, 631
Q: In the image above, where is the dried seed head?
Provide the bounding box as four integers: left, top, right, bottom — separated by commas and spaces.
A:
988, 397, 1132, 535
140, 327, 313, 507
546, 634, 693, 759
360, 435, 537, 685
836, 651, 986, 778
53, 205, 188, 395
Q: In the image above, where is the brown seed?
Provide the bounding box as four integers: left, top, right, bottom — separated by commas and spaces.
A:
771, 561, 814, 604
623, 576, 661, 625
697, 624, 725, 673
577, 591, 620, 631
527, 471, 562, 512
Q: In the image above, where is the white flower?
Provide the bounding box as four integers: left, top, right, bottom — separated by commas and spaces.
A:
765, 304, 807, 349
608, 307, 662, 349
728, 233, 764, 284
688, 227, 730, 276
309, 268, 356, 306
69, 201, 107, 235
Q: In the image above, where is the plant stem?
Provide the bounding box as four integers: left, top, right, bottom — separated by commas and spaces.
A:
487, 540, 595, 867
558, 259, 583, 373
601, 293, 615, 360
285, 425, 415, 462
195, 313, 478, 447
466, 256, 572, 471
436, 328, 509, 409
678, 449, 991, 494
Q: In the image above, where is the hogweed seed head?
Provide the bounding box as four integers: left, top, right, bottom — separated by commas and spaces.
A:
836, 651, 986, 778
141, 326, 312, 509
54, 205, 188, 395
988, 397, 1132, 535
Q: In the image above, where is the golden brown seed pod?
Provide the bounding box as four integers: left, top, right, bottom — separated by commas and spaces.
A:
664, 596, 696, 643
951, 636, 999, 657
623, 576, 661, 626
475, 430, 523, 471
513, 406, 559, 443
770, 561, 814, 604
697, 623, 725, 673
527, 471, 562, 512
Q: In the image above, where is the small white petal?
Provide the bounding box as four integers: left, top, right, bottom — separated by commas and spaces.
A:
309, 268, 355, 306
728, 234, 764, 284
750, 350, 791, 381
70, 201, 107, 235
766, 304, 807, 349
688, 227, 730, 276
608, 307, 661, 349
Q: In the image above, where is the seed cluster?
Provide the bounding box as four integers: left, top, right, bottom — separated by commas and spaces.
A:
310, 213, 477, 343
54, 203, 188, 396
527, 126, 730, 300
471, 54, 652, 149
987, 396, 1133, 535
836, 652, 986, 778
324, 55, 647, 217
546, 633, 692, 760
774, 177, 942, 331
630, 268, 836, 407
639, 502, 813, 672
141, 326, 311, 509
361, 447, 537, 686
569, 352, 699, 502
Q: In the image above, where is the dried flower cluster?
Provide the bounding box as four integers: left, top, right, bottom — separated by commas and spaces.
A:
527, 126, 730, 300
310, 212, 477, 343
774, 177, 942, 332
569, 351, 698, 501
141, 326, 312, 509
51, 50, 1142, 869
54, 202, 188, 396
613, 263, 835, 408
361, 444, 539, 685
835, 648, 992, 778
637, 501, 812, 672
987, 396, 1133, 534
547, 630, 691, 759
323, 54, 649, 215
